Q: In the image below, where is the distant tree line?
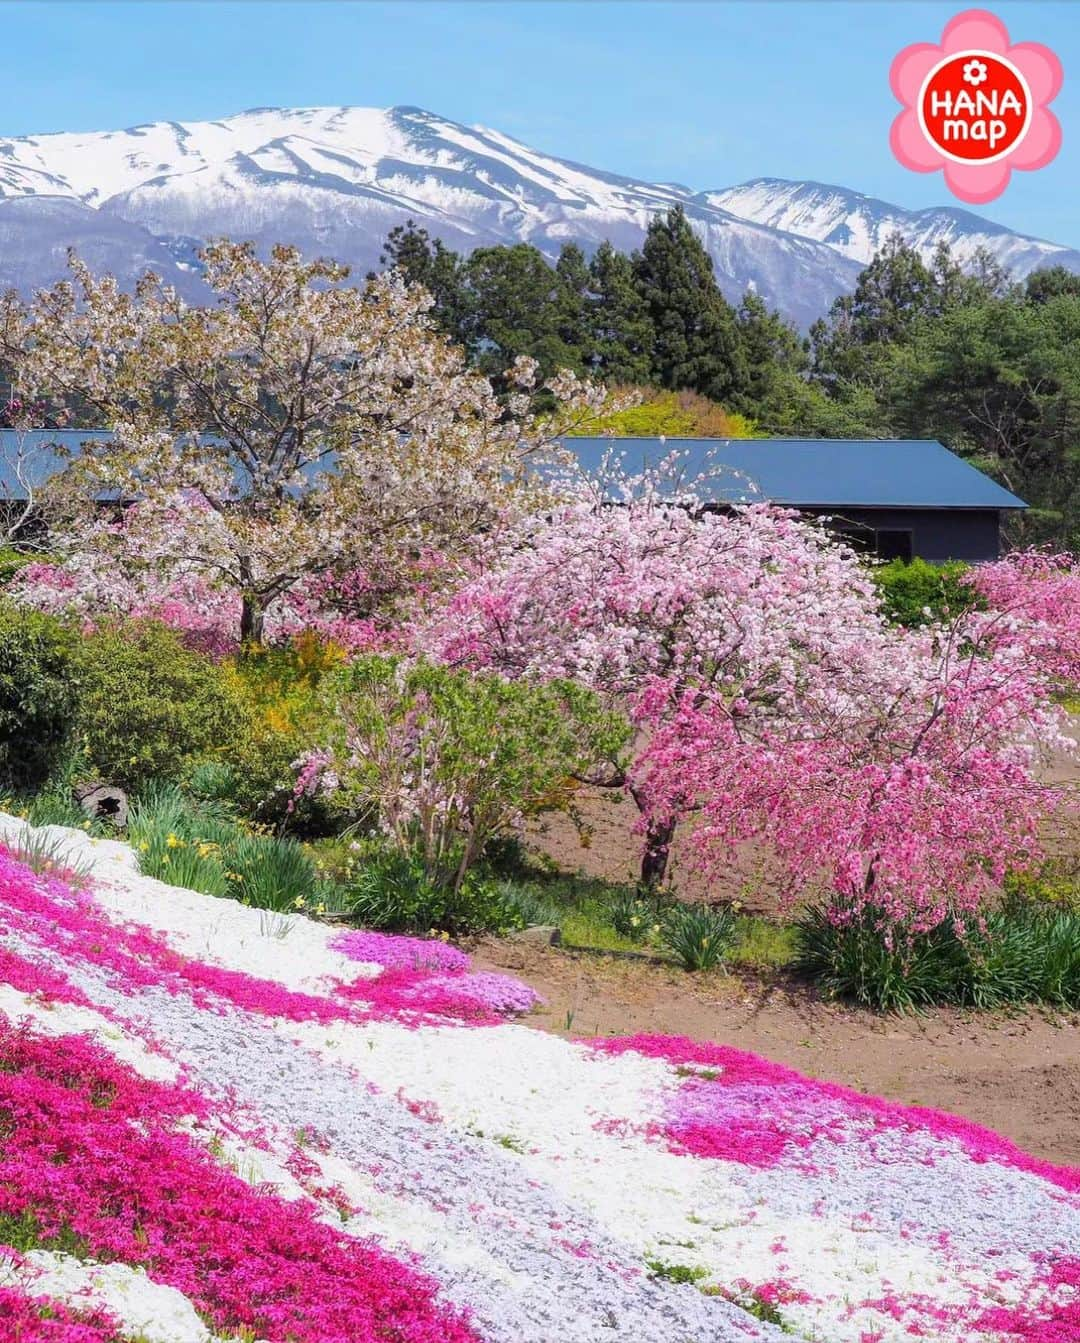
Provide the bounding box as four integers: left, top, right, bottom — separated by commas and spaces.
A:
378, 210, 1080, 547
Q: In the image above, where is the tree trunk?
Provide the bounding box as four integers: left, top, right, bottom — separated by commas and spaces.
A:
240, 592, 265, 645
639, 815, 675, 890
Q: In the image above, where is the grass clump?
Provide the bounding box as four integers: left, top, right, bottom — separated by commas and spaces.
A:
660, 902, 737, 972
127, 784, 325, 913
346, 839, 522, 936
646, 1259, 709, 1286
796, 899, 1080, 1012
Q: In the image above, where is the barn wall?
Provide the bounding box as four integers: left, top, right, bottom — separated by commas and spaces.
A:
802, 508, 1003, 563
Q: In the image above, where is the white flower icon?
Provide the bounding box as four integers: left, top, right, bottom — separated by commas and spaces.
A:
963, 59, 988, 86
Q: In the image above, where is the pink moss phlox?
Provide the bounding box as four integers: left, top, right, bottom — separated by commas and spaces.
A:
3, 846, 535, 1030
331, 930, 470, 974
0, 1023, 479, 1343
409, 971, 541, 1015
972, 1256, 1080, 1339
0, 1287, 127, 1342
593, 1036, 1080, 1192
0, 847, 350, 1025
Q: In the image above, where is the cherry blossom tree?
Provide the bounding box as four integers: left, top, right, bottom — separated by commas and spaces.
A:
0, 242, 605, 641
421, 451, 1074, 921
964, 549, 1080, 688
420, 449, 886, 885
635, 612, 1070, 932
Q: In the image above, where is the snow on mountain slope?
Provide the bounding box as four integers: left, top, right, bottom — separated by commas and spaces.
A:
0, 106, 858, 327
0, 108, 1074, 326
706, 177, 1080, 278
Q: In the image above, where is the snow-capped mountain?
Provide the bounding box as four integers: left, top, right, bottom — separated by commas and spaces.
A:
705, 178, 1080, 278
0, 106, 1075, 326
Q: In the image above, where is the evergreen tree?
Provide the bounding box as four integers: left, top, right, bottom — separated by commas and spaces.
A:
461, 244, 584, 381
1025, 265, 1080, 305
734, 291, 807, 422
553, 243, 592, 356
375, 220, 470, 343
631, 206, 747, 403
585, 242, 654, 385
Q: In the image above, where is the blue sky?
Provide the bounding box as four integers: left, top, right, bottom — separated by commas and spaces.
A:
1, 1, 1078, 243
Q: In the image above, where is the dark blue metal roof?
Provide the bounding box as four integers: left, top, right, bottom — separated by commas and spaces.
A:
561, 437, 1028, 511
0, 430, 1028, 512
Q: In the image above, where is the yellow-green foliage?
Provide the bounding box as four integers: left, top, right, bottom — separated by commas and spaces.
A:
577, 387, 759, 438
1005, 857, 1080, 913
219, 632, 348, 821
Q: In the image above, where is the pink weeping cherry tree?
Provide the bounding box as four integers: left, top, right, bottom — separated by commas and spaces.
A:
421, 449, 1076, 928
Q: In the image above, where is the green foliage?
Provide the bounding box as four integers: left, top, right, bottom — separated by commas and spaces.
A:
660, 901, 738, 972
0, 602, 79, 790
646, 1259, 708, 1285
796, 900, 1080, 1012
727, 917, 799, 972
0, 546, 35, 584
326, 655, 629, 895
871, 557, 978, 626
1004, 857, 1080, 913
127, 783, 324, 913
345, 838, 521, 935
72, 621, 250, 791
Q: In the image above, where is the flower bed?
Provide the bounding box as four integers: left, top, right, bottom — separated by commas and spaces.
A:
0, 814, 1077, 1343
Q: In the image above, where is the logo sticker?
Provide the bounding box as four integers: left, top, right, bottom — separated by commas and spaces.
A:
891, 9, 1062, 203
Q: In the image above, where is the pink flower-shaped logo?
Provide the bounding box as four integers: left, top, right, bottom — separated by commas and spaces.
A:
891, 9, 1063, 203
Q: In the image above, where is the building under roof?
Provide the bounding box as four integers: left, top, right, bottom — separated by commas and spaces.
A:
1, 430, 1027, 564
562, 437, 1027, 562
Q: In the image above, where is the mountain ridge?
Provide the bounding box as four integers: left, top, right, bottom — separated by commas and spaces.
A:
0, 104, 1074, 326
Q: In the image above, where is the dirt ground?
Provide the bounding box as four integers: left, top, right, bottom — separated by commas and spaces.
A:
479, 738, 1080, 1168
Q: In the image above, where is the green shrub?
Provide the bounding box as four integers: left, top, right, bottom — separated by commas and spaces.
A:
346, 839, 522, 935
73, 622, 251, 791
0, 603, 79, 790
871, 557, 977, 627
661, 902, 737, 972
796, 901, 1080, 1012
325, 656, 630, 896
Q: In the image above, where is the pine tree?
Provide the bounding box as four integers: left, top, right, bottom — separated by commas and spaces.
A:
376, 220, 469, 343
585, 242, 654, 384
462, 244, 584, 380
632, 206, 747, 403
